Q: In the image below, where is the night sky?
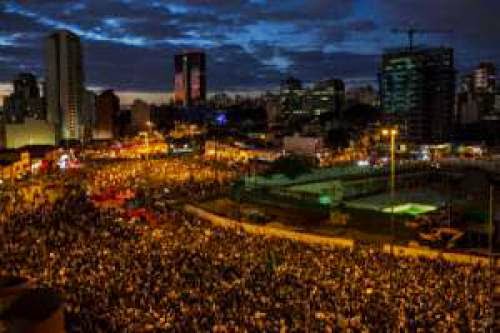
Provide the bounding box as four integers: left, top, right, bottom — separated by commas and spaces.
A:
1, 0, 499, 103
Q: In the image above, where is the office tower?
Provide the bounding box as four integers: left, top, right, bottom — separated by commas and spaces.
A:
3, 73, 45, 123
305, 79, 345, 117
45, 30, 85, 142
94, 90, 119, 140
174, 51, 206, 107
380, 47, 455, 143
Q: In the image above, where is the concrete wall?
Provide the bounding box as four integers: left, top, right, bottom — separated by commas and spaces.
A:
185, 204, 488, 265
185, 204, 354, 249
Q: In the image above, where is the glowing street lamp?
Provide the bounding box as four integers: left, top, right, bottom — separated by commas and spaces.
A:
144, 121, 154, 161
381, 129, 398, 197
381, 127, 398, 294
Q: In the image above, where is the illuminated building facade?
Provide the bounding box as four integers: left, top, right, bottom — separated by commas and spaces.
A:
45, 30, 85, 142
304, 79, 345, 117
380, 47, 455, 143
174, 51, 206, 107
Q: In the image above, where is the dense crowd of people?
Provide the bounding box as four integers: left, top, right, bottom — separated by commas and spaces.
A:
0, 157, 492, 331
85, 158, 238, 203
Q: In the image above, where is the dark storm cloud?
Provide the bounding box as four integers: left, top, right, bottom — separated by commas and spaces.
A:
0, 0, 498, 92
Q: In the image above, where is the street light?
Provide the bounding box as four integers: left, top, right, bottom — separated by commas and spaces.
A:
144, 121, 154, 161
381, 128, 398, 211
381, 127, 398, 300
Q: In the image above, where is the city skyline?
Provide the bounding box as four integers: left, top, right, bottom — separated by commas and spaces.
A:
0, 2, 499, 331
1, 0, 500, 105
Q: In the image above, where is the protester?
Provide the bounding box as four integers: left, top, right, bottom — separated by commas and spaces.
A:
0, 157, 491, 331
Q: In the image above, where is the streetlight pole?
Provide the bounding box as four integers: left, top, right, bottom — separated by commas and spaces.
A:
382, 128, 398, 303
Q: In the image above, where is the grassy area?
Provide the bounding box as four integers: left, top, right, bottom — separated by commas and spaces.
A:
381, 203, 438, 216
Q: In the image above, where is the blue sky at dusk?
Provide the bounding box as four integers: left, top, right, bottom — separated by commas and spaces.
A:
1, 0, 499, 103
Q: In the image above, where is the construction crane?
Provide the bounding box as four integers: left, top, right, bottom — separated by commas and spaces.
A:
391, 27, 452, 51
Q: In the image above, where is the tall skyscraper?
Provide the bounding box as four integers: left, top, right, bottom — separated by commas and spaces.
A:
94, 90, 119, 140
380, 47, 455, 142
174, 51, 206, 107
45, 30, 85, 142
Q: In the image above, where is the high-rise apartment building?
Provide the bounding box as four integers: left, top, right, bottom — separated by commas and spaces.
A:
380, 47, 455, 143
45, 30, 85, 142
174, 51, 206, 107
